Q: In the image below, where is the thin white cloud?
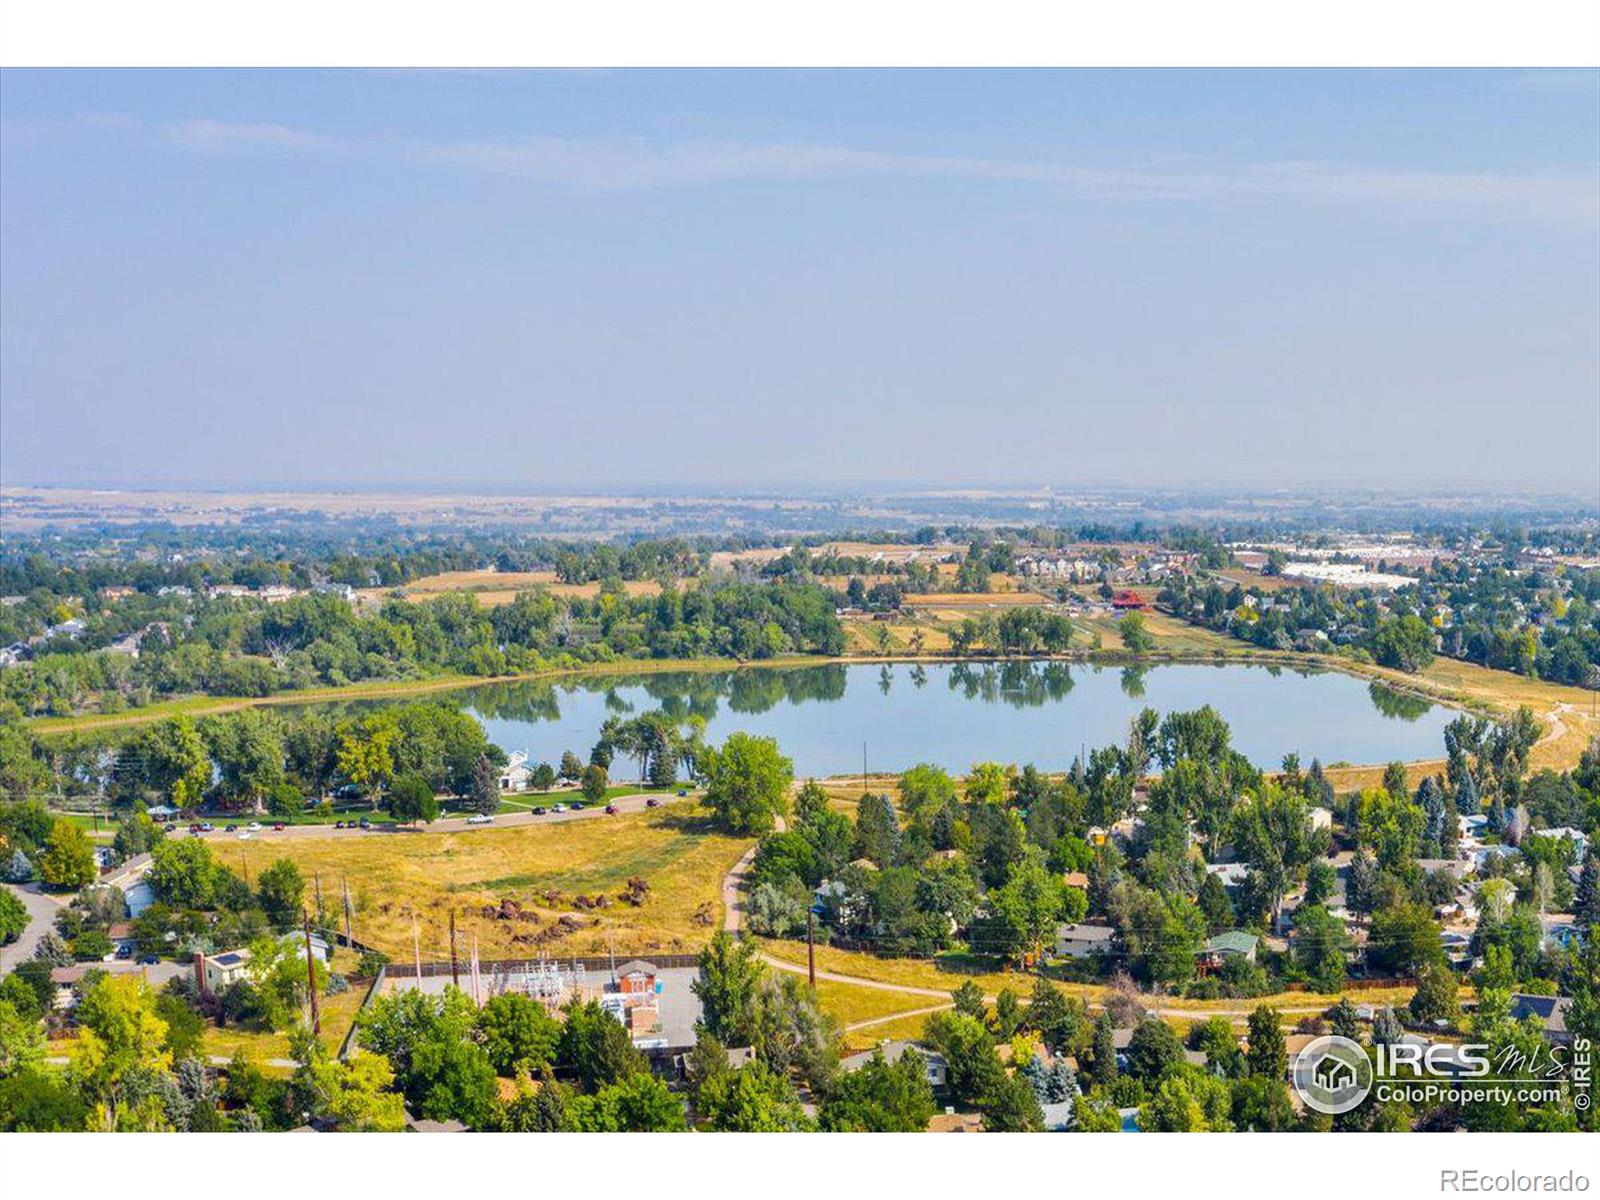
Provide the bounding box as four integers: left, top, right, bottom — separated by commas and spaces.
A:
164, 118, 332, 150
49, 114, 1600, 226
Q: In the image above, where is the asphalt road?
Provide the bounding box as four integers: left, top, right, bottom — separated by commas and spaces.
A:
0, 882, 65, 973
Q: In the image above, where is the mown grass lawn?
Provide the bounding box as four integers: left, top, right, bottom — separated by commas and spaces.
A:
211, 802, 752, 962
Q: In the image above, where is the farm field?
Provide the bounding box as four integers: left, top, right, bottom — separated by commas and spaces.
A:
210, 803, 753, 962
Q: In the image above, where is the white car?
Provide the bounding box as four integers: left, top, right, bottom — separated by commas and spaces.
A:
467, 814, 494, 825
247, 822, 262, 831
550, 804, 567, 814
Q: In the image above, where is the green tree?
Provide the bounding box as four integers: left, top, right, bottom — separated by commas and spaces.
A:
1118, 612, 1154, 653
386, 773, 440, 826
0, 888, 27, 945
467, 756, 500, 816
557, 999, 646, 1092
702, 733, 794, 835
476, 992, 561, 1077
255, 859, 305, 930
580, 764, 608, 803
564, 1073, 687, 1131
36, 821, 96, 889
694, 931, 765, 1047
818, 1046, 936, 1131
1244, 1005, 1286, 1080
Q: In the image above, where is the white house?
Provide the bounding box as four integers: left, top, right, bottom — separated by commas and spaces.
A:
499, 751, 532, 792
1055, 923, 1117, 959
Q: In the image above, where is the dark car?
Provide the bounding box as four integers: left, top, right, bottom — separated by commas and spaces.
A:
569, 802, 585, 811
272, 822, 286, 831
224, 824, 238, 833
188, 823, 202, 833
115, 943, 133, 959
163, 823, 177, 833
645, 797, 660, 808
358, 817, 372, 830
531, 807, 547, 816
137, 954, 159, 965
676, 790, 688, 797
604, 804, 619, 815
333, 820, 346, 830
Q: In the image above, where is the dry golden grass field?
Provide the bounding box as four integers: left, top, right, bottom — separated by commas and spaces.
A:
211, 803, 753, 962
200, 982, 369, 1066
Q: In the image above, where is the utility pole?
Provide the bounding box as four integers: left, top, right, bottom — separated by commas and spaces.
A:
314, 874, 324, 925
303, 910, 321, 1038
341, 877, 353, 945
861, 741, 868, 796
449, 909, 460, 990
806, 908, 816, 991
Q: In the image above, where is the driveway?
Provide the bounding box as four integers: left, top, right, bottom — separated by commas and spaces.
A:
1, 882, 66, 973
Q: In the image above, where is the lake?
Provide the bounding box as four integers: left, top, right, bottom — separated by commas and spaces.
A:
352, 661, 1454, 778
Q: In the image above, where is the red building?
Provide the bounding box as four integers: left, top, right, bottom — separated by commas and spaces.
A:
1111, 589, 1148, 610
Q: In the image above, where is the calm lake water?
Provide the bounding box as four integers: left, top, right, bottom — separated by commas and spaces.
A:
338, 661, 1453, 777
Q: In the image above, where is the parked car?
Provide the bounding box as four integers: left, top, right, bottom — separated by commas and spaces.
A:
551, 804, 567, 813
333, 820, 346, 829
137, 955, 159, 965
604, 804, 619, 815
677, 790, 688, 797
272, 822, 286, 831
224, 824, 238, 833
114, 944, 133, 959
163, 823, 177, 833
188, 823, 202, 833
569, 802, 585, 811
645, 797, 660, 808
199, 822, 215, 832
247, 822, 262, 831
467, 814, 494, 825
531, 807, 547, 816
358, 817, 372, 830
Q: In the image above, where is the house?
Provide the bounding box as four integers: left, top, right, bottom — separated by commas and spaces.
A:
198, 949, 253, 996
1040, 1101, 1075, 1132
49, 966, 91, 1010
107, 922, 137, 956
101, 586, 136, 602
841, 1040, 948, 1090
498, 751, 532, 792
1198, 930, 1259, 971
1111, 590, 1148, 610
1536, 827, 1588, 860
927, 1110, 983, 1133
260, 585, 298, 604
1061, 871, 1090, 889
1308, 807, 1333, 832
1055, 923, 1116, 959
1205, 862, 1253, 890
1509, 994, 1574, 1046
123, 880, 156, 918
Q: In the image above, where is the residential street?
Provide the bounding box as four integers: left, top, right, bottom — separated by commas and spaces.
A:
0, 882, 66, 973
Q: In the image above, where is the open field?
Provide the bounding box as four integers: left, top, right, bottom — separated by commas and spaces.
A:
761, 939, 1423, 1019
199, 981, 369, 1065
210, 803, 752, 961
356, 568, 664, 610
808, 978, 946, 1035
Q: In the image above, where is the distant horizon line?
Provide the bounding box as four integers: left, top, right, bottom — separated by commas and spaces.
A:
3, 478, 1597, 502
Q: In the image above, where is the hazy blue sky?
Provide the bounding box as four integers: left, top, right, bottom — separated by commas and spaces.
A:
2, 69, 1596, 491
